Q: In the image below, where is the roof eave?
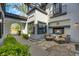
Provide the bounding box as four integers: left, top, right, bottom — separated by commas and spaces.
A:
27, 7, 47, 15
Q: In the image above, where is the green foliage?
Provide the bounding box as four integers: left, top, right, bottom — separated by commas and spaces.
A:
11, 23, 21, 31
21, 34, 29, 40
14, 3, 28, 14
28, 22, 34, 34
0, 34, 31, 56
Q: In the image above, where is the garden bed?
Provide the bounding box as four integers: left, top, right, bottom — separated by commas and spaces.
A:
0, 34, 31, 56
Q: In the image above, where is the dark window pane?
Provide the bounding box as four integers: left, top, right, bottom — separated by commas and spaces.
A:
0, 23, 2, 38
53, 3, 67, 17
53, 3, 60, 14
62, 4, 67, 13
37, 22, 47, 34
0, 12, 3, 38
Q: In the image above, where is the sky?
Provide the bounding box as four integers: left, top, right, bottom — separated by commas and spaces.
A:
5, 3, 26, 16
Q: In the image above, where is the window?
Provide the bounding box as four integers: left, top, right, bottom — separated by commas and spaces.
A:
0, 12, 3, 38
28, 22, 35, 34
53, 3, 61, 14
40, 3, 47, 11
53, 3, 67, 17
37, 22, 47, 34
28, 6, 33, 11
62, 4, 67, 13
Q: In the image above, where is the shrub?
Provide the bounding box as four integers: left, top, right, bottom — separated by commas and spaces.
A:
21, 34, 29, 40
0, 34, 31, 56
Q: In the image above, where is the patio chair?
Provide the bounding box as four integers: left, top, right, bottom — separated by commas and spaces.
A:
54, 35, 66, 44
54, 34, 71, 44
44, 34, 55, 41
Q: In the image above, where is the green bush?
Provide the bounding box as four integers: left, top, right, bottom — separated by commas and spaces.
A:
21, 34, 29, 40
0, 34, 31, 56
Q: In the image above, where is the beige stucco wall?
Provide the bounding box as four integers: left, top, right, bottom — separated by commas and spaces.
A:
27, 11, 35, 23
36, 10, 48, 24
49, 19, 71, 27
24, 10, 35, 34
64, 27, 70, 35
69, 4, 79, 42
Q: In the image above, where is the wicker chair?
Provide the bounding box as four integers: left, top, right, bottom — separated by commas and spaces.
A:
44, 34, 55, 41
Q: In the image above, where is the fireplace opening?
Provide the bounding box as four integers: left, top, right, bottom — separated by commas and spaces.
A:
53, 27, 64, 34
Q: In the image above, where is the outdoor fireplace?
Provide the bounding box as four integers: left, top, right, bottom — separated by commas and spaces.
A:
53, 27, 64, 34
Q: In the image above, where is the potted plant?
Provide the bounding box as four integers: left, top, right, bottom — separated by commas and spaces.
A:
21, 34, 29, 40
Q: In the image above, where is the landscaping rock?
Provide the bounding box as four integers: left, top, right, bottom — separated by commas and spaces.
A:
46, 43, 75, 56
38, 41, 58, 50
37, 41, 75, 56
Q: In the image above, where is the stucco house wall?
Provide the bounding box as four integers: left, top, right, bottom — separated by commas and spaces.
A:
69, 4, 79, 42
36, 10, 48, 23
27, 11, 35, 23
33, 10, 48, 39
45, 3, 71, 35
26, 9, 48, 24
46, 3, 79, 42
24, 9, 49, 39
23, 10, 35, 34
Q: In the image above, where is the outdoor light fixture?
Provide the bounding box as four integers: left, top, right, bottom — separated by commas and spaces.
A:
74, 22, 79, 29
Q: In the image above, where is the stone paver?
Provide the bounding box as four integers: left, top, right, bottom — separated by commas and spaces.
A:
46, 44, 75, 56
37, 41, 58, 50
13, 35, 76, 56
30, 44, 48, 56
14, 35, 48, 56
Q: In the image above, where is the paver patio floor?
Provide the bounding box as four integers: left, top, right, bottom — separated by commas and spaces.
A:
14, 35, 76, 56
14, 35, 49, 56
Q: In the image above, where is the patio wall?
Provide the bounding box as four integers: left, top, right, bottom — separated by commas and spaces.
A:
4, 17, 26, 36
